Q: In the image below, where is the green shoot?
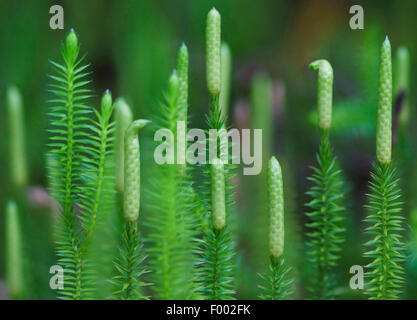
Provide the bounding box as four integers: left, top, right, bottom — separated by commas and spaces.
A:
198, 8, 236, 300
363, 37, 405, 299
112, 119, 149, 299
305, 59, 346, 299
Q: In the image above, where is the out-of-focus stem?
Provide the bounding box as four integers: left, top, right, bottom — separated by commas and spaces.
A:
5, 200, 25, 299
7, 86, 28, 189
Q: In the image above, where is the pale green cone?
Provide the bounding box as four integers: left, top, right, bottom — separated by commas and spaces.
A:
177, 43, 189, 123
211, 158, 226, 230
267, 156, 284, 258
376, 37, 392, 165
123, 119, 149, 221
5, 200, 25, 299
206, 7, 221, 95
115, 98, 133, 192
7, 85, 28, 188
220, 42, 232, 117
310, 59, 333, 129
394, 46, 410, 125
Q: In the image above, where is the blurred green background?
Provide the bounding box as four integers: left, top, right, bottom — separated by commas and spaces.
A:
1, 0, 417, 299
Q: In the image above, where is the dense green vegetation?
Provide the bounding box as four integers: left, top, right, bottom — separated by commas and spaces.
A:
1, 1, 417, 300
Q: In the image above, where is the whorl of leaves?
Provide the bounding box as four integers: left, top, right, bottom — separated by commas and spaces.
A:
305, 130, 345, 299
364, 163, 405, 299
258, 257, 294, 300
112, 222, 148, 300
145, 68, 199, 299
47, 30, 115, 299
198, 227, 235, 299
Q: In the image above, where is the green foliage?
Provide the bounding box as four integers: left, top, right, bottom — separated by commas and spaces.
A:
4, 5, 417, 302
145, 67, 198, 299
363, 163, 405, 299
197, 90, 237, 299
198, 227, 236, 299
112, 115, 148, 300
112, 222, 148, 300
259, 257, 293, 300
197, 157, 237, 300
305, 130, 345, 299
196, 9, 237, 298
47, 30, 116, 299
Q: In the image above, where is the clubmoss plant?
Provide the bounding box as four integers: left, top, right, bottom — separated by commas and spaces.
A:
363, 37, 405, 300
259, 157, 294, 299
47, 29, 91, 299
6, 85, 27, 189
5, 200, 26, 299
305, 59, 346, 299
80, 90, 115, 249
198, 8, 236, 300
113, 119, 149, 299
145, 64, 198, 299
47, 30, 117, 299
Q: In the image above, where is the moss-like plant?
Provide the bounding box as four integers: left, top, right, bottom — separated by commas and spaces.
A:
259, 157, 293, 299
197, 8, 236, 300
363, 37, 405, 300
305, 59, 346, 299
145, 47, 199, 299
47, 30, 116, 299
112, 120, 149, 300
